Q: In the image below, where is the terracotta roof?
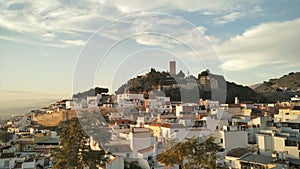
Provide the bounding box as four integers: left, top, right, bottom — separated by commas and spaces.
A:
149, 123, 160, 126
160, 123, 185, 128
107, 155, 120, 163
160, 115, 177, 119
138, 146, 154, 154
160, 123, 172, 128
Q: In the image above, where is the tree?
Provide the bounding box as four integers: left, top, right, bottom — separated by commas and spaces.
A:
95, 87, 109, 95
0, 130, 13, 145
157, 138, 179, 169
177, 70, 185, 78
54, 117, 109, 169
157, 136, 223, 169
54, 118, 86, 168
199, 137, 221, 169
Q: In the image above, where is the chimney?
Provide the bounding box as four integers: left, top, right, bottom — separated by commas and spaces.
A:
157, 114, 161, 123
153, 143, 158, 157
235, 97, 239, 104
196, 112, 201, 120
271, 130, 276, 136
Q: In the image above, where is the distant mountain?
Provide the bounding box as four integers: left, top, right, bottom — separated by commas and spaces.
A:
251, 72, 300, 102
249, 83, 262, 90
254, 72, 300, 93
0, 99, 56, 120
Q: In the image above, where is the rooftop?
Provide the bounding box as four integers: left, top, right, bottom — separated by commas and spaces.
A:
106, 144, 132, 153
239, 154, 274, 164
0, 152, 15, 159
138, 146, 154, 154
226, 148, 252, 158
35, 137, 59, 144
160, 123, 185, 128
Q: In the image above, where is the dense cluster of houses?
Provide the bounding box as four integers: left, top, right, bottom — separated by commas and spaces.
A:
74, 93, 300, 169
1, 93, 300, 168
0, 115, 58, 169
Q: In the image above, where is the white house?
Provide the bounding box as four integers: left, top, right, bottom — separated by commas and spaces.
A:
87, 95, 101, 108
274, 108, 300, 122
160, 123, 186, 142
257, 129, 300, 158
248, 116, 272, 128
213, 127, 248, 151
144, 96, 172, 113
65, 100, 74, 109
225, 147, 252, 169
104, 155, 124, 169
0, 153, 16, 169
129, 127, 156, 159
116, 94, 144, 107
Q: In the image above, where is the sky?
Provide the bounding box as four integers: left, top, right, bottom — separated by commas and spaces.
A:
0, 0, 300, 111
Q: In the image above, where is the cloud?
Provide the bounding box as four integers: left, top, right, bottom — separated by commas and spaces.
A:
0, 35, 85, 48
0, 0, 262, 47
104, 0, 259, 14
215, 12, 244, 24
133, 34, 177, 48
0, 0, 117, 47
215, 18, 300, 71
62, 39, 86, 46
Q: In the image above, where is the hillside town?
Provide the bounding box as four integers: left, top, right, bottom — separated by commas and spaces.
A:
1, 63, 300, 169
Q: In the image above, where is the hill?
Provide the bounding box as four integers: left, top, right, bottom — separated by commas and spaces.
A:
73, 87, 109, 99
252, 72, 300, 102
115, 69, 262, 104
253, 72, 300, 93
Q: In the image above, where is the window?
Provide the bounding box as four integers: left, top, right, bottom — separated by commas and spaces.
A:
285, 140, 297, 146
174, 130, 179, 132
24, 145, 32, 151
4, 160, 9, 167
220, 139, 223, 143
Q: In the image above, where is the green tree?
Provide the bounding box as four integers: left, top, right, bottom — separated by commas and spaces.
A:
157, 136, 223, 169
0, 130, 13, 144
157, 138, 179, 169
54, 117, 109, 169
54, 118, 86, 168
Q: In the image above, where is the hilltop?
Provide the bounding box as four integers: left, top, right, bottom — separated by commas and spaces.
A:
74, 71, 300, 104
253, 72, 300, 93
252, 72, 300, 102
115, 69, 262, 104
